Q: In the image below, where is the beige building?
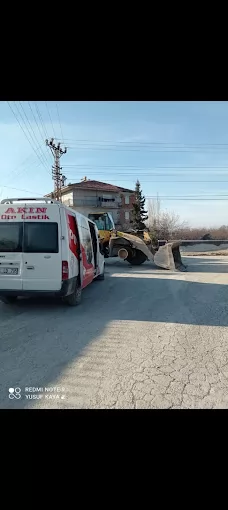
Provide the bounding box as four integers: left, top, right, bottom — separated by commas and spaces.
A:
45, 178, 135, 229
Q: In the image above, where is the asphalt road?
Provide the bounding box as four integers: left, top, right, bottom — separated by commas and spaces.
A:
1, 255, 228, 409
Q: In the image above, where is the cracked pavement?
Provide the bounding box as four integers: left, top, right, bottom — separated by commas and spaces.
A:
1, 255, 228, 409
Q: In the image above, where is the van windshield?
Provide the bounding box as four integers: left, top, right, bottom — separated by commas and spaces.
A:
0, 222, 58, 253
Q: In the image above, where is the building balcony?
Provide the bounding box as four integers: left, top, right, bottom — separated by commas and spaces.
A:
100, 200, 122, 209
73, 198, 121, 208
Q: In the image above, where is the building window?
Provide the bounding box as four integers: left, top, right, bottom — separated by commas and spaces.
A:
125, 211, 130, 220
125, 195, 130, 205
98, 196, 115, 203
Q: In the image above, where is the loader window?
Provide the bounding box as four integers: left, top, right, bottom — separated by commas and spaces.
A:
89, 221, 97, 267
105, 215, 114, 230
24, 223, 59, 253
88, 214, 114, 231
0, 222, 22, 252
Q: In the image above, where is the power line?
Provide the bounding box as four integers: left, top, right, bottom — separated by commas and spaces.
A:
55, 138, 228, 152
27, 101, 45, 143
0, 184, 45, 196
147, 194, 228, 197
45, 101, 56, 138
0, 153, 37, 200
34, 102, 49, 139
5, 159, 42, 187
0, 158, 49, 202
66, 145, 228, 153
62, 172, 228, 177
2, 153, 36, 184
7, 102, 52, 174
17, 102, 51, 173
1, 185, 227, 201
64, 178, 228, 183
55, 138, 228, 147
67, 144, 228, 150
62, 164, 228, 169
56, 103, 64, 143
27, 102, 52, 165
14, 102, 51, 173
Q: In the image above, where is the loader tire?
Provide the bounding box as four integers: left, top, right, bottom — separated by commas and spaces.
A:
126, 250, 147, 266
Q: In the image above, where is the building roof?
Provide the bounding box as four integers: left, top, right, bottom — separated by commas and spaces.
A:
45, 180, 134, 196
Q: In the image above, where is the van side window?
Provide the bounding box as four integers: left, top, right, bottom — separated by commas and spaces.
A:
24, 223, 59, 253
0, 222, 23, 252
80, 217, 93, 264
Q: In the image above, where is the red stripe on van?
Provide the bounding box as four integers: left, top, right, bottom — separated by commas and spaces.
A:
81, 245, 94, 289
66, 212, 79, 259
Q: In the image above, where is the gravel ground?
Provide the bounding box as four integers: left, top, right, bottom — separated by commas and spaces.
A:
1, 255, 228, 409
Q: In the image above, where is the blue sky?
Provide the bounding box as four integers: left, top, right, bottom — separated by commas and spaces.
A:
1, 101, 228, 227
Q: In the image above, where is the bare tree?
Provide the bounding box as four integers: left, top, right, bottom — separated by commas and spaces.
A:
178, 225, 228, 240
147, 195, 161, 231
147, 197, 188, 240
147, 197, 228, 240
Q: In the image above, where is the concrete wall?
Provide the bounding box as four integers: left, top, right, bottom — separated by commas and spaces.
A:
180, 241, 228, 253
159, 240, 228, 252
61, 192, 74, 207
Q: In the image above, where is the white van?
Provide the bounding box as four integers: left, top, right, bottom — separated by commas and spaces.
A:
0, 198, 105, 305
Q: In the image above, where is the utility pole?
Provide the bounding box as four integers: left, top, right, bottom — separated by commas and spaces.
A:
46, 138, 67, 201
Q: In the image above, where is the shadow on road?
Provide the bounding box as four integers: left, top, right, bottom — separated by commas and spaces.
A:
1, 257, 228, 408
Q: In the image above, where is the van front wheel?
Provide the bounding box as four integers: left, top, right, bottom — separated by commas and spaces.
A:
65, 282, 82, 306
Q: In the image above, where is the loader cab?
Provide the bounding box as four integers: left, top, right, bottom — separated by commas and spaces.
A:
88, 212, 115, 231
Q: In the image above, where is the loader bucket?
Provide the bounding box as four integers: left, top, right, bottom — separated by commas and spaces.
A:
154, 241, 187, 271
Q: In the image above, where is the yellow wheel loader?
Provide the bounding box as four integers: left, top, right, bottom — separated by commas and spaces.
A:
88, 212, 186, 271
